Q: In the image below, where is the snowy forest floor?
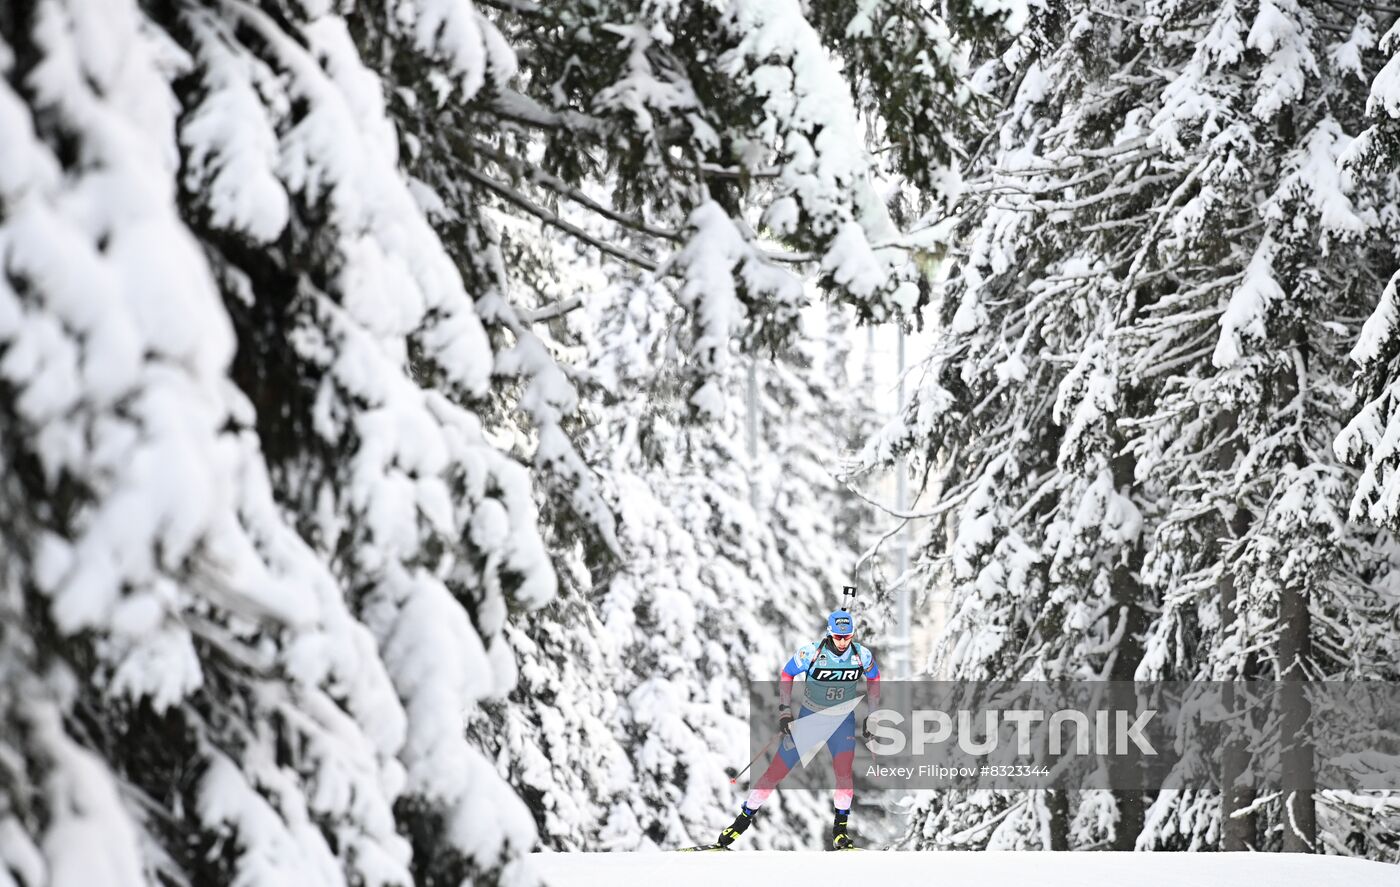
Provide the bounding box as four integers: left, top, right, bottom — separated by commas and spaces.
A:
529, 850, 1397, 886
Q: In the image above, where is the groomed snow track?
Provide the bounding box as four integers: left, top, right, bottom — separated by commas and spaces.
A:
531, 850, 1396, 887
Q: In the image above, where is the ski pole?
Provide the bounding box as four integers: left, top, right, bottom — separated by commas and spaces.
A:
730, 730, 783, 785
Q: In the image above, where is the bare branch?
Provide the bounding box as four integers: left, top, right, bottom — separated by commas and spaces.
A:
464, 168, 661, 271
472, 141, 685, 241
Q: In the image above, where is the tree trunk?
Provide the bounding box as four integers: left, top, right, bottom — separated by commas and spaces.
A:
1214, 413, 1257, 851
1277, 343, 1316, 853
1107, 444, 1147, 851
1220, 681, 1258, 851
1279, 580, 1316, 852
1045, 789, 1070, 851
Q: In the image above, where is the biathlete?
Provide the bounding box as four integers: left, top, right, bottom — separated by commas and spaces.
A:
713, 608, 880, 850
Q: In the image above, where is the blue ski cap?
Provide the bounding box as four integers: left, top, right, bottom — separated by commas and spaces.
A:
828, 610, 855, 636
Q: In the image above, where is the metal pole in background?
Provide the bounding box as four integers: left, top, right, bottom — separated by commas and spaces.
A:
895, 326, 910, 680
746, 357, 759, 511
864, 326, 876, 389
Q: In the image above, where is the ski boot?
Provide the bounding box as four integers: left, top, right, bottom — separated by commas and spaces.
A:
832, 808, 855, 850
716, 805, 756, 849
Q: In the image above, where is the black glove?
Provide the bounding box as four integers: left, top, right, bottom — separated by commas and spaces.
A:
861, 715, 873, 742
778, 705, 794, 735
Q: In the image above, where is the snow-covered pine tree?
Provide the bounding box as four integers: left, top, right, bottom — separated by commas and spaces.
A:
407, 0, 941, 413
1045, 0, 1400, 856
874, 0, 1400, 858
5, 0, 964, 876
552, 274, 870, 849
862, 1, 1157, 850
1121, 0, 1400, 855
1, 0, 551, 883
1329, 4, 1400, 863
389, 0, 970, 854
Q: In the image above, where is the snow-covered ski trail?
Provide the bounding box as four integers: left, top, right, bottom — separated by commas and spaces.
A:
530, 850, 1397, 887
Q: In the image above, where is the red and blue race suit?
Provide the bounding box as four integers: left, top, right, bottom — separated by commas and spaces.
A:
744, 639, 880, 811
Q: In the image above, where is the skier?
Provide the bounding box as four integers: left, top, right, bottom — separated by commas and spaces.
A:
713, 609, 880, 850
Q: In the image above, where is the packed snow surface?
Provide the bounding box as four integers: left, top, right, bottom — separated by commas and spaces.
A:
530, 850, 1397, 887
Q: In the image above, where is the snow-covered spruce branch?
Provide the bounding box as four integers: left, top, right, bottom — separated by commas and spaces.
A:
490, 89, 610, 136
1317, 0, 1400, 16
1137, 272, 1247, 318
1087, 5, 1148, 26
1027, 172, 1180, 213
963, 139, 1155, 186
1117, 154, 1218, 320
1131, 341, 1216, 381
962, 62, 1034, 172
963, 151, 1154, 198
1080, 211, 1155, 232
